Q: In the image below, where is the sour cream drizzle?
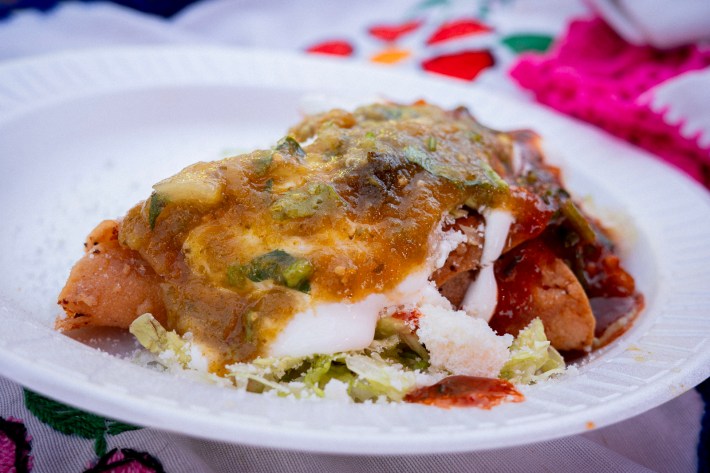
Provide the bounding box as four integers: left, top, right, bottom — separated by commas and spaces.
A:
461, 209, 514, 322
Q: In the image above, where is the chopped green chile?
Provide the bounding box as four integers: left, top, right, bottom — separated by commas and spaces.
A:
229, 250, 314, 292
263, 178, 274, 192
282, 258, 315, 289
270, 183, 344, 220
375, 316, 429, 361
560, 198, 597, 243
403, 145, 443, 176
226, 264, 248, 288
244, 311, 258, 343
275, 136, 306, 159
147, 192, 168, 230
250, 150, 274, 176
403, 145, 508, 207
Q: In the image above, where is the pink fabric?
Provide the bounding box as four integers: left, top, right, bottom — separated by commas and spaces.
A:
0, 431, 16, 473
85, 448, 163, 473
95, 449, 149, 472
510, 17, 710, 187
0, 417, 32, 473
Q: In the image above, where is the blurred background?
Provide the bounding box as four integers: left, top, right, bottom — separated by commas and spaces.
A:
1, 0, 708, 187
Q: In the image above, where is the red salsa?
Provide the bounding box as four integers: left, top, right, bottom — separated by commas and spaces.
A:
404, 375, 524, 409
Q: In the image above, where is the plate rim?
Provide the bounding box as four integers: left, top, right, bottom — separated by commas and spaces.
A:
0, 45, 709, 454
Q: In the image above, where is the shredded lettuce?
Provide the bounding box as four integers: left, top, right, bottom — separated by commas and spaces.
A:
345, 354, 416, 402
499, 318, 566, 384
129, 314, 233, 387
131, 312, 566, 403
227, 350, 419, 402
129, 315, 424, 401
375, 316, 428, 361
129, 313, 192, 366
250, 355, 307, 379
228, 353, 355, 399
228, 355, 307, 396
129, 310, 431, 402
303, 354, 354, 396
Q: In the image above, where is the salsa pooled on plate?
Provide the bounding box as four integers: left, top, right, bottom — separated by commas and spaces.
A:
56, 103, 643, 408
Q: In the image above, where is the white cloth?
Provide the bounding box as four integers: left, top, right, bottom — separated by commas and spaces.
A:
646, 69, 710, 149
587, 0, 710, 48
0, 1, 705, 472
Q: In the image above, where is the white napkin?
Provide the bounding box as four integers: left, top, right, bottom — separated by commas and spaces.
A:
645, 69, 710, 150
587, 0, 710, 48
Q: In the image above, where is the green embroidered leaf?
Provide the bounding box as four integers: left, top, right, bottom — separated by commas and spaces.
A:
94, 435, 107, 459
416, 0, 450, 9
106, 421, 141, 436
23, 389, 140, 456
502, 34, 554, 53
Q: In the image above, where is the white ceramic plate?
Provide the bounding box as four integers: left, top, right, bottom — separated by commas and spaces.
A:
0, 47, 708, 455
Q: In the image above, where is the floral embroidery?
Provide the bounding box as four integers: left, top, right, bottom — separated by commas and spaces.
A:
415, 0, 450, 9
0, 417, 32, 473
426, 18, 492, 45
23, 390, 139, 457
84, 448, 165, 473
501, 34, 554, 53
304, 2, 503, 78
368, 20, 422, 42
306, 40, 354, 56
371, 48, 412, 65
422, 50, 495, 80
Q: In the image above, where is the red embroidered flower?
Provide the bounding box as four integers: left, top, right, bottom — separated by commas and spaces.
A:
84, 448, 164, 473
422, 50, 495, 81
0, 417, 33, 473
306, 40, 354, 57
368, 20, 422, 42
426, 18, 492, 45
